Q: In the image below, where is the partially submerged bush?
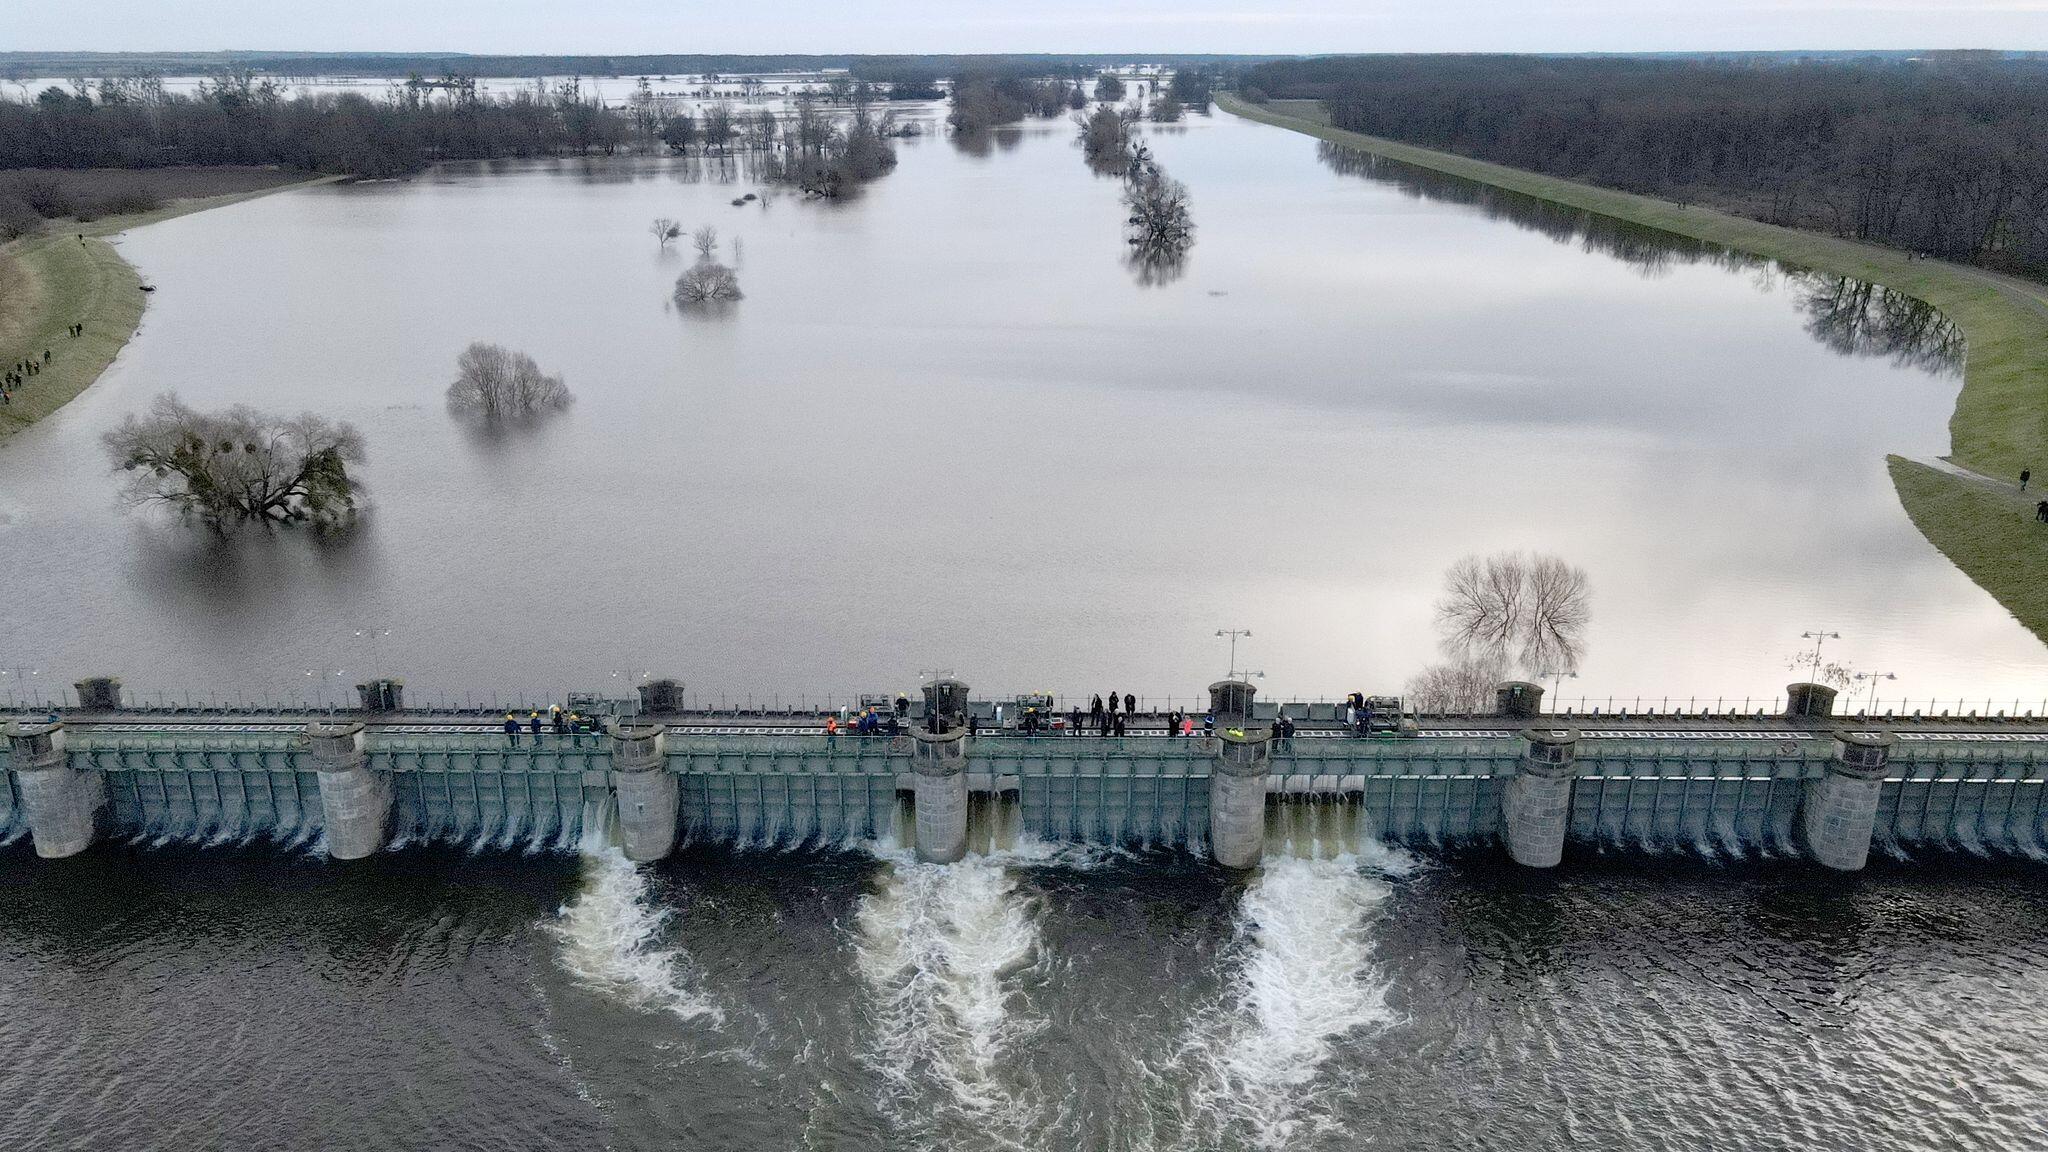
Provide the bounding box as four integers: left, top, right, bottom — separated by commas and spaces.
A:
103, 393, 365, 529
446, 342, 574, 419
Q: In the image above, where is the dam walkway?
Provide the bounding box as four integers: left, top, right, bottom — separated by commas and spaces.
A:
6, 677, 2045, 873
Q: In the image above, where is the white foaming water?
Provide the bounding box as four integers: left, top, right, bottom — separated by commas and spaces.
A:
854, 850, 1046, 1139
548, 797, 722, 1024
1177, 854, 1399, 1151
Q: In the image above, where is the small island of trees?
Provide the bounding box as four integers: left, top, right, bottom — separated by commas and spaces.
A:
102, 393, 366, 530
447, 343, 574, 419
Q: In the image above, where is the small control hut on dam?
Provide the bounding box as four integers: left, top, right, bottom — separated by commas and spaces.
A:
5, 676, 2046, 871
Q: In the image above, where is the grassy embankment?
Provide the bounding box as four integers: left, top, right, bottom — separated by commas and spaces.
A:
1221, 93, 2048, 644
0, 170, 339, 441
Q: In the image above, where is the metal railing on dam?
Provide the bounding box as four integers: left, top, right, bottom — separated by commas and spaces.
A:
6, 684, 2047, 872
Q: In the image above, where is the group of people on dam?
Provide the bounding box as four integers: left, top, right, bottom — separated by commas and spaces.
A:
501, 706, 602, 745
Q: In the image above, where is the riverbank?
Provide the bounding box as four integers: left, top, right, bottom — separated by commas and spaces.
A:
0, 173, 339, 441
1217, 94, 2048, 644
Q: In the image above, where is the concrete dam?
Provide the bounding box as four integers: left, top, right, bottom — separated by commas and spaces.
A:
4, 677, 2045, 872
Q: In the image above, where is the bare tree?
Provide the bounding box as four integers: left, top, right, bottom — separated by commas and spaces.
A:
446, 342, 574, 418
1405, 658, 1508, 714
1521, 554, 1593, 673
1433, 551, 1590, 676
650, 217, 680, 249
674, 262, 743, 303
691, 225, 719, 260
102, 393, 365, 528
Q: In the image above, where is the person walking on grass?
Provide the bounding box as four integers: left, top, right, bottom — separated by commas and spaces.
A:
2023, 469, 2032, 492
2036, 499, 2047, 524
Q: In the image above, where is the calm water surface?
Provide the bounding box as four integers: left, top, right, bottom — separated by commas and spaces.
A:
2, 836, 2043, 1152
0, 108, 2040, 705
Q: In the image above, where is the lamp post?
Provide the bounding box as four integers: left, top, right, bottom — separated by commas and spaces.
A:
1540, 668, 1579, 710
1853, 671, 1897, 714
1799, 629, 1842, 684
1215, 629, 1252, 681
352, 628, 391, 672
1, 665, 43, 709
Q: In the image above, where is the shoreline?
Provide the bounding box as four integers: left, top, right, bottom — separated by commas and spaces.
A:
0, 174, 341, 442
1218, 93, 2048, 645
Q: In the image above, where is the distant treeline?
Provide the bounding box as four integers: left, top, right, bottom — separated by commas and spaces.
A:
0, 52, 1270, 81
1243, 54, 2048, 278
0, 73, 917, 207
1, 76, 647, 176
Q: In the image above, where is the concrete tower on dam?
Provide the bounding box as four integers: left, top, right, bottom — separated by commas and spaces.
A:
910, 678, 972, 864
1207, 679, 1273, 869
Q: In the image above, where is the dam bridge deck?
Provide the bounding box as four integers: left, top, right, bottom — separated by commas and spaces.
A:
5, 701, 2046, 868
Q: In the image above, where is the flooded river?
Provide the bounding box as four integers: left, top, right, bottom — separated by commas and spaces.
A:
0, 105, 2038, 707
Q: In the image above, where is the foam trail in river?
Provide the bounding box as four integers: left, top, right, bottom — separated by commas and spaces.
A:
548, 797, 722, 1024
1174, 853, 1400, 1151
854, 845, 1046, 1144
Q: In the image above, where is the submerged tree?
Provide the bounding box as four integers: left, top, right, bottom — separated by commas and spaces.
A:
1076, 103, 1136, 173
102, 393, 365, 529
446, 342, 574, 419
691, 224, 720, 260
1123, 143, 1194, 260
650, 216, 681, 249
674, 261, 743, 303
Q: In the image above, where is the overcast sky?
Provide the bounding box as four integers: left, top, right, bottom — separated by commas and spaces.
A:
7, 1, 2047, 55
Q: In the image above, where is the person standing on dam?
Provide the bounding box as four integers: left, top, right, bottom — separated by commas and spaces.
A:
528, 711, 542, 740
1069, 704, 1082, 734
503, 713, 520, 746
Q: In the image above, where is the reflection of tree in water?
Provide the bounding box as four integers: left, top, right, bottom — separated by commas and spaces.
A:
950, 126, 1025, 158
1317, 142, 1963, 373
1125, 245, 1189, 287
1791, 275, 1964, 376
1317, 142, 1752, 279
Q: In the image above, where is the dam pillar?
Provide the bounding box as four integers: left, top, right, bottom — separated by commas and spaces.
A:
1502, 727, 1580, 868
1801, 731, 1893, 872
355, 678, 405, 714
637, 678, 684, 716
307, 721, 391, 860
610, 722, 678, 862
1785, 682, 1837, 721
73, 676, 123, 712
910, 678, 972, 864
5, 721, 105, 859
1208, 679, 1272, 869
1495, 681, 1544, 719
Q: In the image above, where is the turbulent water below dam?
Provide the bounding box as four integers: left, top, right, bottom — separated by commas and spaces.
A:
3, 807, 2045, 1152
